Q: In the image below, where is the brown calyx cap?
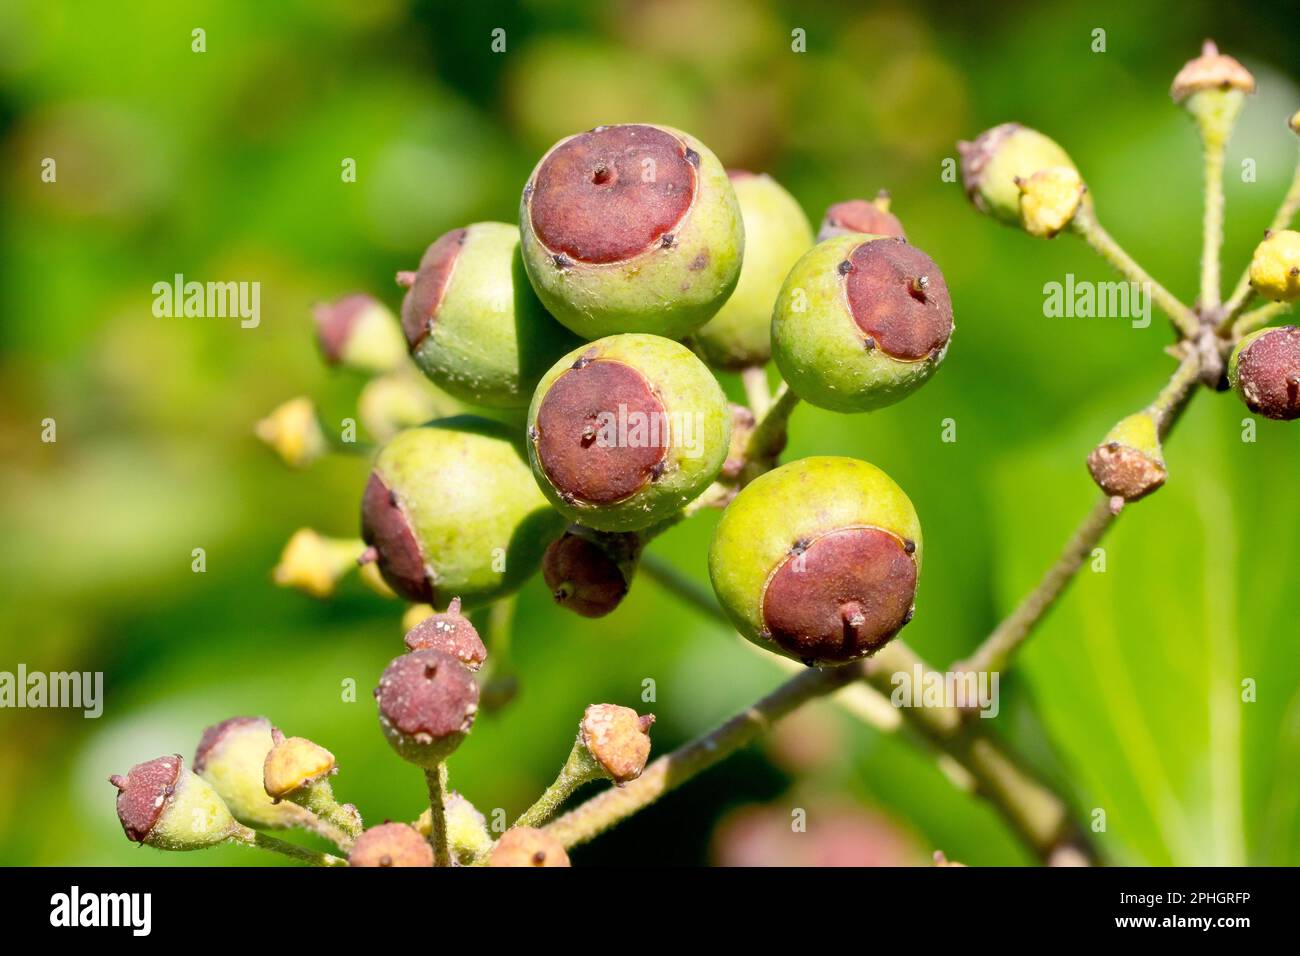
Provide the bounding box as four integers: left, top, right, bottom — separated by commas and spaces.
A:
110, 754, 184, 844
263, 732, 337, 800
348, 822, 434, 868
580, 703, 655, 784
818, 195, 906, 242
528, 124, 697, 264
314, 293, 379, 365
193, 715, 268, 773
957, 122, 1021, 210
1171, 40, 1256, 102
843, 239, 953, 361
533, 356, 668, 505
403, 597, 487, 669
361, 472, 435, 604
376, 649, 479, 744
1086, 443, 1168, 503
1236, 326, 1300, 421
543, 529, 640, 618
488, 827, 571, 867
400, 227, 467, 350
761, 527, 918, 663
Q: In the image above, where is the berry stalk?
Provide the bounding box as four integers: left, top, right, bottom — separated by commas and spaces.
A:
423, 765, 452, 867
513, 740, 604, 830
232, 826, 348, 867
1070, 204, 1200, 339
1232, 300, 1294, 339
1200, 134, 1227, 310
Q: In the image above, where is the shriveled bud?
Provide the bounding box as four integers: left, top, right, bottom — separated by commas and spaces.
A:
194, 716, 316, 830
959, 123, 1079, 226
1086, 411, 1167, 512
1016, 166, 1085, 238
1170, 40, 1255, 104
314, 293, 408, 373
1230, 326, 1300, 421
1248, 229, 1300, 303
254, 397, 327, 469
272, 529, 365, 599
263, 732, 337, 800
402, 597, 487, 670
543, 527, 642, 618
347, 822, 433, 868
817, 193, 906, 242
488, 827, 570, 867
110, 755, 237, 850
579, 704, 655, 784
375, 649, 479, 767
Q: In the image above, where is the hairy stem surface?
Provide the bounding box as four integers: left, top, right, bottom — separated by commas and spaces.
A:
233, 826, 348, 866
1201, 138, 1227, 309
1232, 301, 1293, 339
424, 764, 452, 867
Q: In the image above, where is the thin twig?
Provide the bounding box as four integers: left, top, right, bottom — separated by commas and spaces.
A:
233, 826, 348, 866
1232, 300, 1294, 339
959, 352, 1202, 675
1071, 205, 1200, 339
744, 382, 800, 469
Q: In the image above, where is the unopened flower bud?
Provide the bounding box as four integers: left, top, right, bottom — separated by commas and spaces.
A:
1248, 229, 1300, 303
110, 755, 237, 850
194, 716, 317, 830
1170, 40, 1255, 104
543, 527, 642, 618
579, 703, 655, 784
262, 729, 363, 840
488, 827, 570, 867
272, 529, 365, 599
1086, 410, 1167, 512
375, 649, 479, 767
1016, 166, 1085, 239
347, 822, 434, 867
255, 396, 328, 469
402, 597, 487, 670
314, 293, 408, 373
817, 192, 906, 242
959, 123, 1079, 226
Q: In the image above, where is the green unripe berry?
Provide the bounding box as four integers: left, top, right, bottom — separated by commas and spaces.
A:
1248, 229, 1300, 303
314, 293, 408, 374
519, 123, 744, 340
709, 456, 922, 665
771, 235, 954, 412
361, 416, 565, 607
526, 334, 731, 531
1229, 325, 1300, 421
959, 123, 1079, 226
1171, 42, 1255, 148
193, 716, 319, 831
399, 223, 581, 408
1086, 410, 1167, 512
110, 755, 238, 851
690, 171, 813, 369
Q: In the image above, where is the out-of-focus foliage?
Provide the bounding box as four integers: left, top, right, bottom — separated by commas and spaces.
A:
0, 0, 1296, 865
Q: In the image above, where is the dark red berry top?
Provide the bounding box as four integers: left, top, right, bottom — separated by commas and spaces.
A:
110, 754, 183, 843
1237, 326, 1300, 421
844, 239, 953, 361
361, 473, 435, 604
761, 527, 917, 663
404, 601, 487, 670
376, 649, 479, 741
823, 199, 906, 240
529, 125, 697, 264
401, 227, 467, 349
533, 357, 669, 504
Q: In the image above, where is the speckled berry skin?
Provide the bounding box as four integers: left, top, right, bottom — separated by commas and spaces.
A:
771, 235, 954, 412
376, 649, 479, 767
1229, 325, 1300, 420
401, 222, 581, 408
690, 171, 813, 369
110, 755, 236, 850
348, 823, 434, 868
362, 416, 565, 608
526, 334, 731, 531
709, 457, 922, 665
959, 123, 1079, 225
519, 124, 744, 341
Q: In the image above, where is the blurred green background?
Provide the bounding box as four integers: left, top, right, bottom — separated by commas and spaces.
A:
1, 0, 1298, 866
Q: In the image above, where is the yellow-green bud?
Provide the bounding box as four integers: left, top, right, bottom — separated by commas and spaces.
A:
1017, 166, 1086, 239
194, 716, 317, 830
254, 397, 328, 469
272, 529, 364, 599
958, 123, 1079, 226
1248, 229, 1300, 303
1086, 411, 1167, 513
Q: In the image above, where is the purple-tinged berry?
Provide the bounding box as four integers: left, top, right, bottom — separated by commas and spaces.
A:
1230, 326, 1300, 421
817, 192, 906, 242
313, 293, 407, 373
347, 822, 434, 868
402, 596, 487, 670
519, 124, 744, 340
375, 649, 479, 767
709, 457, 922, 665
109, 755, 237, 850
543, 527, 643, 618
1085, 411, 1167, 513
